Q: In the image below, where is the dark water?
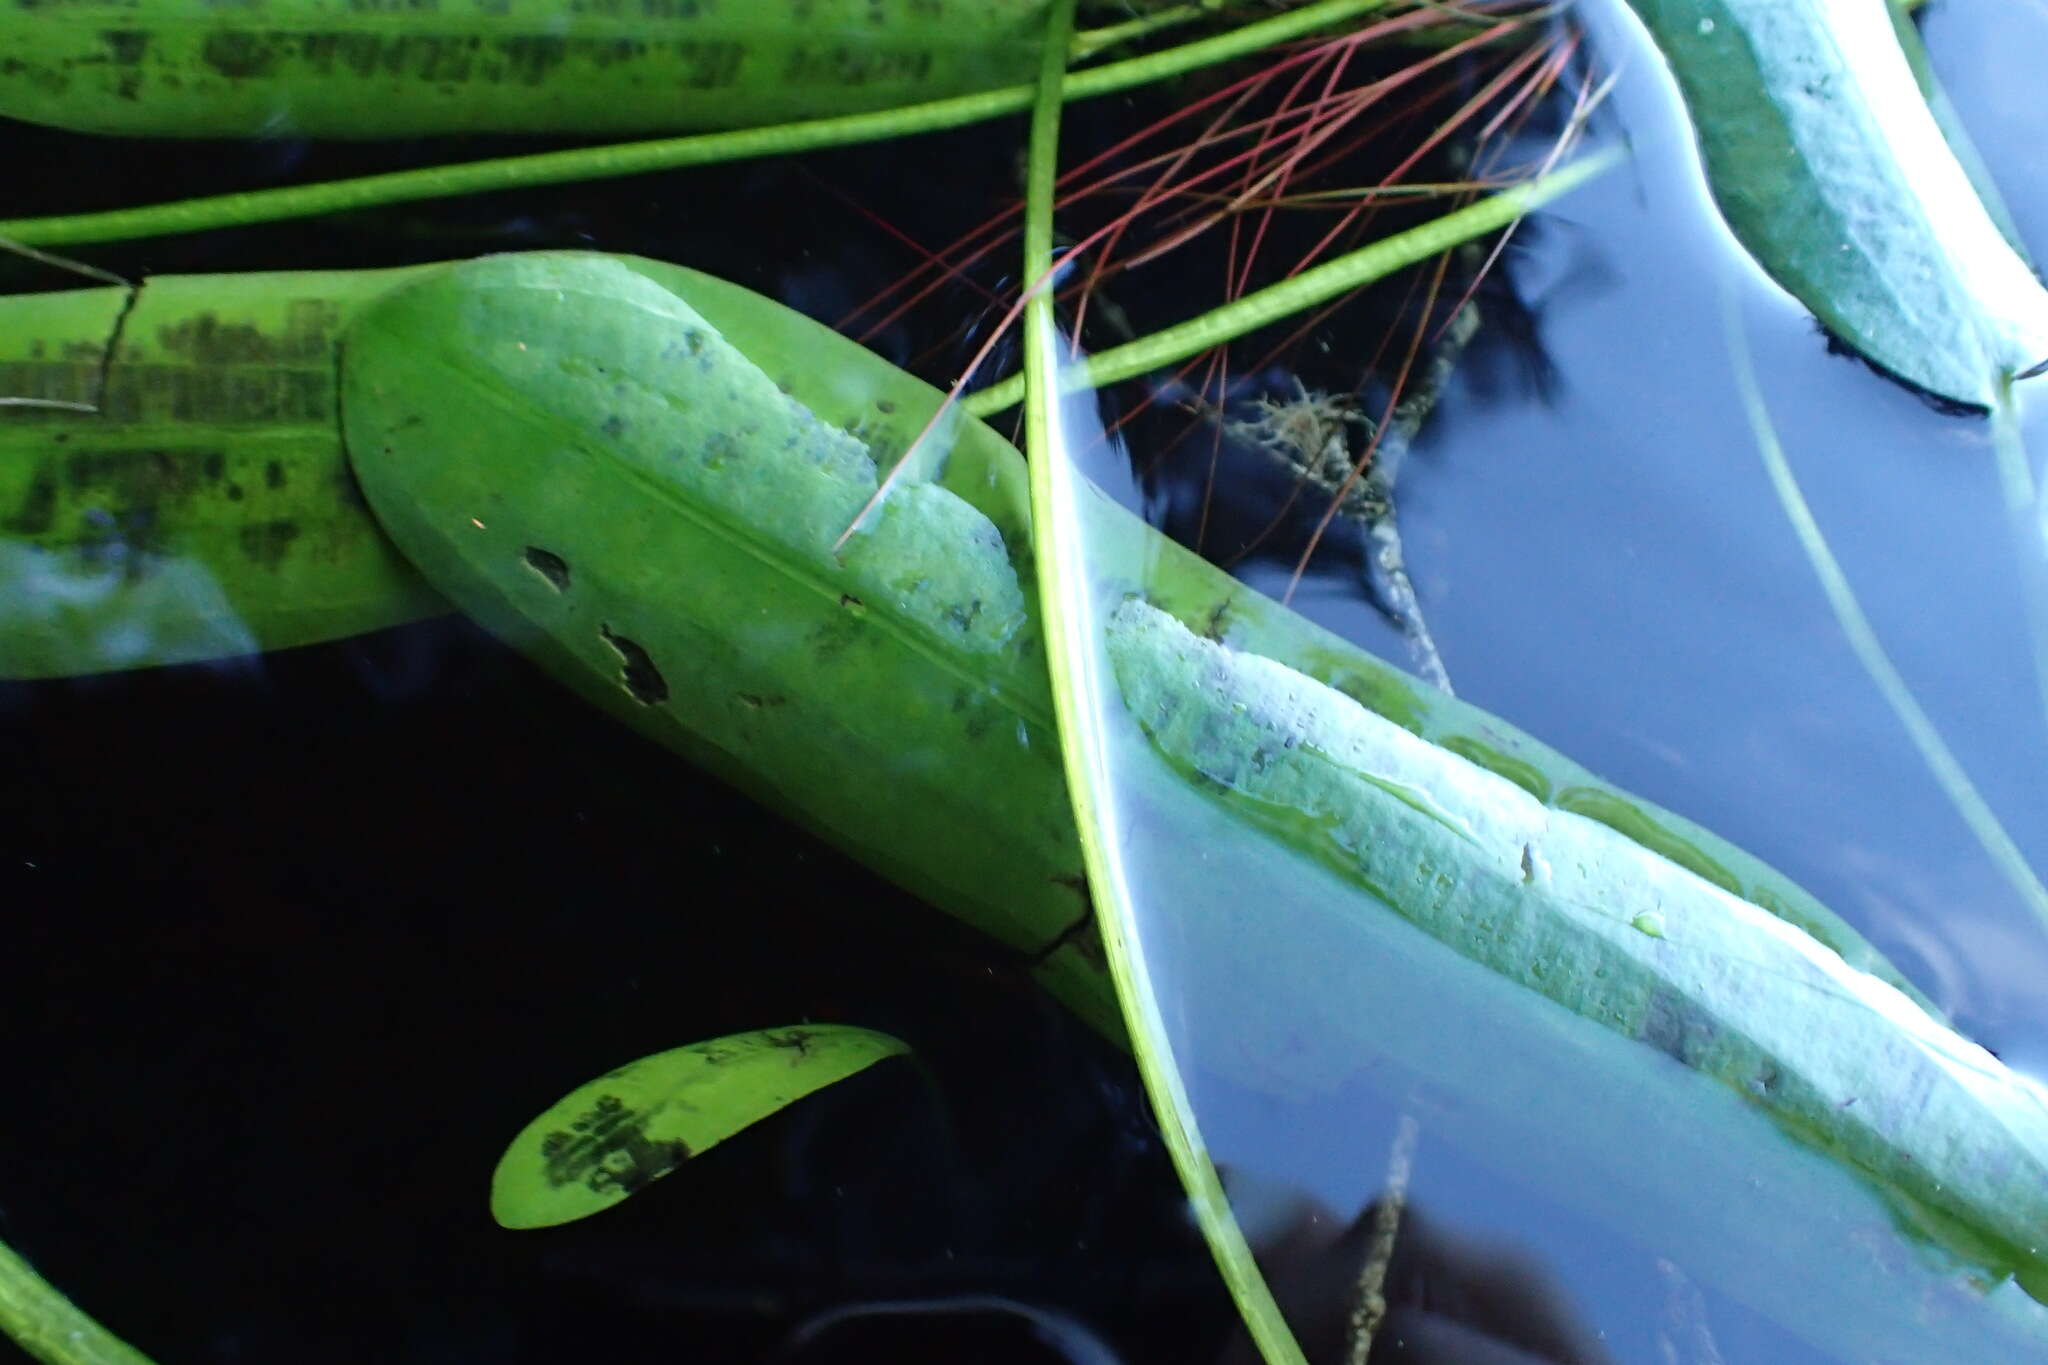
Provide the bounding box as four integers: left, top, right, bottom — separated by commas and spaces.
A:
2, 616, 1224, 1364
4, 1, 2048, 1362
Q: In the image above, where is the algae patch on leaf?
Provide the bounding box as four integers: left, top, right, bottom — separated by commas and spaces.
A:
492, 1025, 910, 1230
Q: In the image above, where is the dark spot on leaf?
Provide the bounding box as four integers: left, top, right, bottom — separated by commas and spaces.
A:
1202, 595, 1233, 641
1640, 987, 1718, 1068
806, 613, 861, 663
537, 1093, 691, 1197
64, 447, 207, 500
225, 483, 244, 502
102, 30, 149, 65
698, 431, 738, 469
238, 519, 300, 569
600, 415, 626, 439
522, 546, 571, 592
838, 593, 864, 611
5, 471, 57, 535
200, 30, 278, 78
600, 625, 667, 705
765, 1028, 816, 1059
264, 460, 286, 490
942, 599, 984, 633
156, 308, 333, 366
875, 399, 896, 414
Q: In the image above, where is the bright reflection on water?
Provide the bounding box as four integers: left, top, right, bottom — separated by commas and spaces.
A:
1044, 1, 2048, 1360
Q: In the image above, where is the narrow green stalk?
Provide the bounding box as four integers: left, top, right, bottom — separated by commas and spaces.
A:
1020, 7, 1308, 1363
1989, 390, 2048, 736
965, 145, 1617, 417
1071, 1, 1215, 61
0, 0, 1390, 249
0, 1239, 159, 1365
1722, 287, 2048, 934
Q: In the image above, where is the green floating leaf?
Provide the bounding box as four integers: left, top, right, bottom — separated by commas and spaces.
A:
491, 1026, 910, 1230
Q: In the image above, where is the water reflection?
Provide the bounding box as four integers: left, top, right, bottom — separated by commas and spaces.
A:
1218, 1184, 1616, 1365
0, 538, 257, 677
1042, 4, 2048, 1358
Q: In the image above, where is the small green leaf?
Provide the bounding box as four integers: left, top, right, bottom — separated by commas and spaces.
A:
490, 1026, 910, 1230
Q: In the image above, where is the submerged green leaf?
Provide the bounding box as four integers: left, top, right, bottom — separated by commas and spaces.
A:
1621, 0, 2048, 408
0, 268, 448, 680
491, 1026, 910, 1230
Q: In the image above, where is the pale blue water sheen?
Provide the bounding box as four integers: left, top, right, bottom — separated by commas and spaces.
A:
1057, 0, 2048, 1360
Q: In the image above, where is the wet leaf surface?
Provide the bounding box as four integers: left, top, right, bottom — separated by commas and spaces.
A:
493, 1026, 911, 1229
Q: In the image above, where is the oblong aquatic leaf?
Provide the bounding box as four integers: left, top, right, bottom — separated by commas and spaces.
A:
0, 0, 1049, 138
337, 250, 1123, 1030
491, 1026, 910, 1230
337, 249, 1927, 1025
0, 268, 448, 679
1620, 0, 2048, 406
1106, 595, 2048, 1296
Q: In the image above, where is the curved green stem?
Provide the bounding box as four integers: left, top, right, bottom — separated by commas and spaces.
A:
1723, 286, 2048, 935
1019, 6, 1308, 1362
966, 145, 1618, 417
1071, 1, 1216, 61
1989, 390, 2048, 736
0, 0, 1390, 249
0, 1238, 159, 1365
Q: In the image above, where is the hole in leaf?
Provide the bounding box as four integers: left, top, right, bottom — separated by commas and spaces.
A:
600, 625, 668, 705
523, 546, 571, 592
